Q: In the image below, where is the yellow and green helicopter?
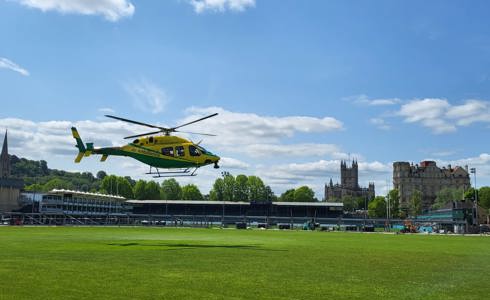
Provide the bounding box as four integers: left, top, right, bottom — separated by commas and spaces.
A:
71, 113, 220, 177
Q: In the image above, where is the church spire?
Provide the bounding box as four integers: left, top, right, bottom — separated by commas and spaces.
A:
0, 130, 10, 178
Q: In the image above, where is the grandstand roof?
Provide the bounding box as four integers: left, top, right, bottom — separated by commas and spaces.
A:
274, 201, 343, 207
127, 200, 343, 207
49, 189, 126, 200
127, 200, 250, 205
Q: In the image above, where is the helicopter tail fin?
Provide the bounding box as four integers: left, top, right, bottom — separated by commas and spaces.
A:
71, 127, 89, 163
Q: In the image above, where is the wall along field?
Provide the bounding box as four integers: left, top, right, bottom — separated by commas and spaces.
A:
0, 227, 489, 300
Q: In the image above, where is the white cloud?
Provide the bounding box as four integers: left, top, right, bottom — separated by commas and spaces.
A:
188, 0, 255, 13
257, 159, 390, 185
347, 94, 401, 106
430, 150, 457, 157
98, 107, 115, 114
398, 98, 455, 134
0, 118, 145, 159
0, 57, 29, 76
227, 143, 347, 158
15, 0, 134, 21
446, 100, 490, 126
369, 99, 401, 106
178, 107, 345, 159
256, 159, 391, 198
219, 157, 249, 169
182, 106, 343, 144
125, 80, 168, 114
369, 118, 390, 130
428, 153, 490, 177
0, 108, 367, 199
398, 98, 490, 134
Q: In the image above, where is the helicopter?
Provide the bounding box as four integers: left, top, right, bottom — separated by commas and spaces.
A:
71, 113, 220, 177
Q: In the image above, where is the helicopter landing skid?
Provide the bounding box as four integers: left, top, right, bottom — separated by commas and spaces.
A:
146, 166, 199, 178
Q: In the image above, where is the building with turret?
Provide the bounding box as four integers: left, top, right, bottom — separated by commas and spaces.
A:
393, 161, 471, 211
0, 131, 24, 212
324, 160, 375, 202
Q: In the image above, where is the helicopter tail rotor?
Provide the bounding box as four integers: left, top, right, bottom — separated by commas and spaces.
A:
71, 127, 90, 163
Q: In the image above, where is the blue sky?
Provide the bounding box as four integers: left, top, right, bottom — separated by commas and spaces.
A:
1, 0, 490, 198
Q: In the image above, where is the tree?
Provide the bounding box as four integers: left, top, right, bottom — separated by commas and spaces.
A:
223, 174, 235, 201
478, 187, 490, 209
464, 188, 476, 201
116, 177, 134, 199
101, 175, 118, 195
210, 178, 225, 201
40, 160, 49, 175
181, 184, 203, 200
433, 188, 463, 210
233, 174, 249, 202
342, 195, 358, 212
388, 189, 400, 217
124, 176, 136, 187
161, 179, 182, 200
355, 197, 366, 211
133, 180, 147, 200
368, 196, 387, 218
410, 190, 422, 216
96, 170, 107, 180
279, 189, 295, 202
145, 181, 161, 199
43, 178, 74, 191
25, 183, 44, 192
265, 186, 277, 201
293, 186, 315, 202
248, 176, 266, 201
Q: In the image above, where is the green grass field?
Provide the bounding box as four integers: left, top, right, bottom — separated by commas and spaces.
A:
0, 227, 489, 300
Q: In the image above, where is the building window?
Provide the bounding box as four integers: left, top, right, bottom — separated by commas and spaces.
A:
161, 147, 174, 157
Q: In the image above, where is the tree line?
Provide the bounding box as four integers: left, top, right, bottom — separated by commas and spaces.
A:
15, 155, 316, 202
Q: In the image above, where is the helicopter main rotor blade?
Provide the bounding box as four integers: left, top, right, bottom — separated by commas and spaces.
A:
175, 130, 217, 136
172, 113, 218, 130
124, 130, 163, 139
106, 115, 169, 130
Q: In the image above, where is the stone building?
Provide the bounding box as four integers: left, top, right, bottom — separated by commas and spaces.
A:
0, 131, 24, 213
393, 161, 471, 211
324, 160, 375, 202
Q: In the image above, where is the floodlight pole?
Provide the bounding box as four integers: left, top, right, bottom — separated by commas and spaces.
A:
470, 168, 478, 226
221, 171, 229, 228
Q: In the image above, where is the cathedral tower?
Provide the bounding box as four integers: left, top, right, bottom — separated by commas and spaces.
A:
341, 160, 359, 190
0, 130, 10, 178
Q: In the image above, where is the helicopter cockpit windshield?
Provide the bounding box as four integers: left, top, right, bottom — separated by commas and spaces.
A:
196, 145, 212, 155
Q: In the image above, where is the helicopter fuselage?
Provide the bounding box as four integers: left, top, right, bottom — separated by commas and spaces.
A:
73, 129, 220, 170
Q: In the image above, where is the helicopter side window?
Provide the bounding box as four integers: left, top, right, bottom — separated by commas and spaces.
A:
149, 137, 154, 144
161, 147, 174, 157
176, 146, 185, 157
133, 139, 139, 144
189, 145, 201, 157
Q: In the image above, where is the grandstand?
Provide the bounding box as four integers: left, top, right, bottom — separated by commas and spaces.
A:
5, 189, 128, 225
1, 189, 346, 226
128, 200, 344, 226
